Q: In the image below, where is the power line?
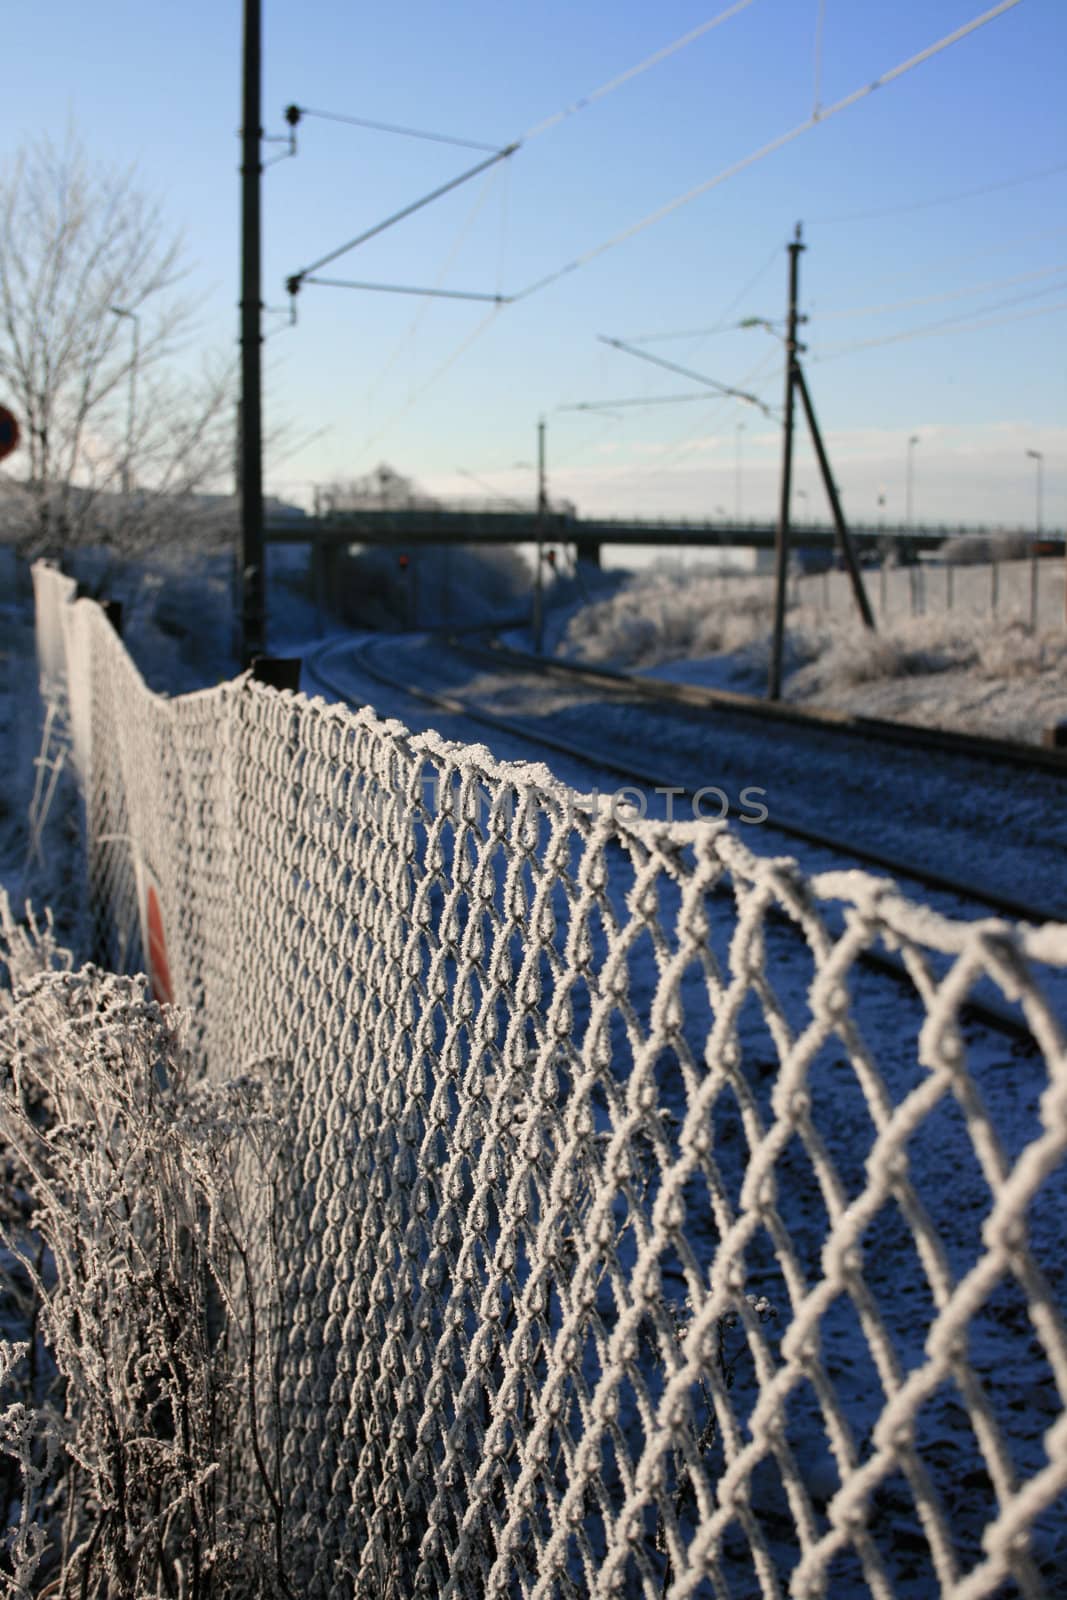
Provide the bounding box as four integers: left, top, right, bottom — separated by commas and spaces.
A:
347, 2, 1023, 464
361, 163, 509, 405
809, 158, 1067, 226
509, 0, 1023, 306
619, 242, 785, 343
595, 348, 781, 492
808, 261, 1067, 320
288, 3, 758, 300
810, 297, 1067, 364
812, 279, 1067, 361
860, 225, 1067, 290
359, 305, 506, 455
519, 0, 759, 142
811, 0, 827, 119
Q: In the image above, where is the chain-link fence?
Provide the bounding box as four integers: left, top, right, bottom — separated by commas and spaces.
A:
32, 562, 1067, 1598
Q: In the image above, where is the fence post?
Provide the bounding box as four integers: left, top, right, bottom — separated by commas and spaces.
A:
250, 657, 301, 691
946, 562, 953, 612
1030, 545, 1039, 633
991, 560, 999, 617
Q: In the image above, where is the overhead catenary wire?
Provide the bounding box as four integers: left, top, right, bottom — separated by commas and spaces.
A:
518, 0, 759, 141
809, 157, 1067, 226
288, 2, 759, 298
812, 0, 827, 118
593, 347, 782, 496
621, 242, 784, 342
812, 280, 1067, 361
508, 0, 1023, 305
860, 224, 1067, 291
354, 1, 1022, 463
362, 162, 510, 407
806, 261, 1067, 320
359, 305, 506, 455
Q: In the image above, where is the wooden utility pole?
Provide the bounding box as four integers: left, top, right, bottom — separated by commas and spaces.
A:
769, 224, 804, 700
793, 363, 875, 630
240, 0, 265, 666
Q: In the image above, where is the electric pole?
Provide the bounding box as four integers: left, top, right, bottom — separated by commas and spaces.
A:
534, 417, 546, 653
240, 0, 265, 666
769, 224, 804, 700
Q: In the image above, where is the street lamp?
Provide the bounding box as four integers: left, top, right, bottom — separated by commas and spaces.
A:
1025, 449, 1044, 533
905, 434, 919, 529
109, 306, 140, 497
1025, 448, 1044, 629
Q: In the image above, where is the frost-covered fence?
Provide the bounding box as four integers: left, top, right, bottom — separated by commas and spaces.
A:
31, 561, 1067, 1599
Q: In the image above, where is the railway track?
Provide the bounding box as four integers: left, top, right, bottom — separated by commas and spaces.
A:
457, 631, 1067, 777
305, 633, 1067, 1043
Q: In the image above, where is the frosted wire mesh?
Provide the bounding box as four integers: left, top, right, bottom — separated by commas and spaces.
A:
32, 563, 1067, 1599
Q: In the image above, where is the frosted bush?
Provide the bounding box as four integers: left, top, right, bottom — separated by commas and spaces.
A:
976, 620, 1067, 680
561, 571, 775, 669
559, 570, 1067, 716
0, 923, 292, 1598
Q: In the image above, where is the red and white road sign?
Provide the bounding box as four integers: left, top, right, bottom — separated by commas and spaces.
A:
136, 856, 175, 1006
0, 406, 19, 464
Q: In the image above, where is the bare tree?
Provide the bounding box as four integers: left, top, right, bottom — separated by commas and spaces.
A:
316, 462, 440, 514
0, 128, 236, 557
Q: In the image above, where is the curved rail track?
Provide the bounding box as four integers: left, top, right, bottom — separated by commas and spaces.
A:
304, 632, 1066, 1043
461, 632, 1067, 777
307, 632, 1064, 926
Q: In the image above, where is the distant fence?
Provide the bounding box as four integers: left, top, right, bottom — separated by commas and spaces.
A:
32, 561, 1067, 1598
798, 556, 1066, 631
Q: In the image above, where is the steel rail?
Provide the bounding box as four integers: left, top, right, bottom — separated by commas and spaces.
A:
460, 634, 1067, 778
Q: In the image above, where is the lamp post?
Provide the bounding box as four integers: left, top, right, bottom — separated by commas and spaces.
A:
905, 434, 919, 530
109, 306, 140, 496
1025, 448, 1044, 629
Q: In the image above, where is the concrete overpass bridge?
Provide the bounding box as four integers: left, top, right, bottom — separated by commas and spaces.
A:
264, 503, 1058, 565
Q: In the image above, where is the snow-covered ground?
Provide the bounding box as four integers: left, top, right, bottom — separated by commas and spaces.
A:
549, 561, 1067, 746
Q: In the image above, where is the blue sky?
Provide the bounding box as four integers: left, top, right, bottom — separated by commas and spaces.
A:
7, 0, 1066, 526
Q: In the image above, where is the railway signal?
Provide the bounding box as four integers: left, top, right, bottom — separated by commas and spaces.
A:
0, 405, 20, 463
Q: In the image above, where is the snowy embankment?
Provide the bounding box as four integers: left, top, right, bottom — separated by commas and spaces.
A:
553, 563, 1067, 745
0, 542, 241, 933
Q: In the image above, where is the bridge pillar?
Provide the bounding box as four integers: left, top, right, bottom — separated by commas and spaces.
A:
311, 540, 342, 629
579, 542, 602, 569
